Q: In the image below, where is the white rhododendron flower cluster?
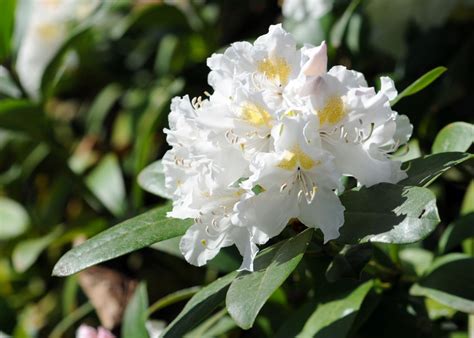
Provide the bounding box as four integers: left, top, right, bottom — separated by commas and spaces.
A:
163, 25, 412, 271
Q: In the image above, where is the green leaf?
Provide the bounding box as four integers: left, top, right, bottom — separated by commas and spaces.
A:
410, 254, 474, 313
86, 154, 126, 217
399, 247, 434, 277
400, 152, 472, 187
12, 228, 62, 273
0, 100, 49, 139
86, 83, 123, 135
0, 196, 29, 240
226, 229, 313, 329
298, 280, 374, 337
0, 0, 16, 61
439, 213, 474, 254
162, 272, 237, 338
330, 0, 361, 48
391, 66, 447, 105
326, 243, 373, 282
432, 122, 474, 154
52, 203, 192, 276
338, 183, 440, 244
122, 282, 149, 338
138, 160, 171, 199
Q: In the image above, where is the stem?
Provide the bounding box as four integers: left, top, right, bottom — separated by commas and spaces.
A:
50, 302, 94, 338
147, 286, 201, 316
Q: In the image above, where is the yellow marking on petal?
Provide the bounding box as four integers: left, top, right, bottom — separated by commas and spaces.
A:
242, 103, 272, 127
318, 96, 345, 125
233, 189, 245, 198
201, 239, 207, 247
37, 23, 61, 41
285, 110, 298, 117
277, 145, 315, 171
257, 57, 291, 85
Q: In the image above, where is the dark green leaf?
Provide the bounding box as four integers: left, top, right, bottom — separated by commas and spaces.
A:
298, 280, 374, 337
338, 183, 440, 244
391, 66, 447, 105
439, 213, 474, 254
0, 100, 49, 139
410, 254, 474, 313
122, 282, 149, 338
432, 122, 474, 154
138, 160, 171, 199
326, 243, 373, 282
0, 0, 16, 61
226, 229, 313, 329
400, 152, 472, 187
52, 204, 192, 276
162, 272, 237, 337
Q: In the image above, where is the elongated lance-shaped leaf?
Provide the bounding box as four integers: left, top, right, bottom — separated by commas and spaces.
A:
122, 282, 149, 338
400, 152, 472, 187
52, 203, 192, 276
226, 229, 313, 329
338, 183, 440, 244
298, 280, 374, 337
410, 254, 474, 313
391, 66, 447, 105
162, 272, 238, 337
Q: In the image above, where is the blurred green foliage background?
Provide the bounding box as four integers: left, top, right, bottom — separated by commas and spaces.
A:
0, 0, 473, 337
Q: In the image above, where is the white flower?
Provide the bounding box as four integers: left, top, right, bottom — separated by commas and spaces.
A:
15, 0, 99, 99
236, 115, 345, 242
160, 25, 412, 271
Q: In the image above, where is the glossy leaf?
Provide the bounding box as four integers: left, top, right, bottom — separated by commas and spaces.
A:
0, 197, 29, 240
138, 160, 171, 199
338, 183, 440, 244
52, 204, 192, 276
400, 152, 472, 187
122, 283, 149, 338
299, 280, 374, 337
410, 254, 474, 313
432, 122, 474, 154
226, 229, 313, 329
86, 154, 126, 217
391, 66, 447, 105
162, 272, 237, 337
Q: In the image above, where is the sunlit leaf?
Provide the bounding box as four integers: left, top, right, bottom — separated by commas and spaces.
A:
52, 203, 192, 276
12, 227, 62, 273
432, 122, 474, 154
0, 196, 29, 240
410, 254, 474, 313
400, 152, 472, 187
391, 66, 447, 105
138, 160, 171, 199
338, 183, 440, 244
86, 154, 126, 217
